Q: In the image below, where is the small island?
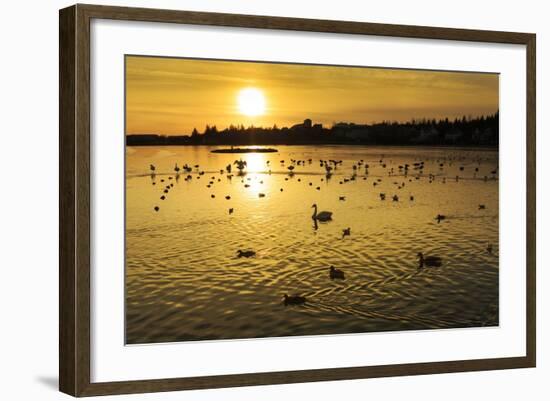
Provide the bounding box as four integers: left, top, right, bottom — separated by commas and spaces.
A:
211, 147, 278, 154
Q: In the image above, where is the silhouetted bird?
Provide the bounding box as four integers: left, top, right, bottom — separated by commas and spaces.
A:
417, 252, 442, 268
342, 227, 351, 239
283, 294, 306, 306
237, 249, 256, 258
329, 266, 345, 280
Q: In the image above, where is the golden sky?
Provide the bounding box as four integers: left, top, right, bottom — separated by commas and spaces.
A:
126, 55, 499, 135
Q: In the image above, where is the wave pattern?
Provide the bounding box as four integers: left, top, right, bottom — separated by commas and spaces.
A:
125, 145, 499, 344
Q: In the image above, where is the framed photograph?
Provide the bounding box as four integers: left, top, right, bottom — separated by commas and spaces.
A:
59, 4, 536, 397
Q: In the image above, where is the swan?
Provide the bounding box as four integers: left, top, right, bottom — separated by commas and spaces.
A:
418, 252, 442, 268
237, 249, 256, 258
311, 204, 332, 222
329, 266, 345, 280
283, 294, 306, 306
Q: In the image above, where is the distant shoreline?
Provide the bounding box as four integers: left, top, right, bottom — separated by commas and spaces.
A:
126, 143, 498, 151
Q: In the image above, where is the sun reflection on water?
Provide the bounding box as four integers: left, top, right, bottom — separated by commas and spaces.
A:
242, 152, 267, 173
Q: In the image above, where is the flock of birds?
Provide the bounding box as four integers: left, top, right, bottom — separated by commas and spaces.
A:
145, 153, 497, 307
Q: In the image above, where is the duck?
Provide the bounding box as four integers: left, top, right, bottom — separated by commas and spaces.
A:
237, 249, 256, 258
229, 208, 234, 215
311, 204, 332, 222
150, 164, 156, 173
258, 193, 266, 198
283, 294, 306, 306
478, 204, 486, 210
329, 266, 345, 280
487, 243, 493, 254
417, 252, 442, 268
342, 227, 351, 239
435, 214, 446, 223
339, 196, 346, 201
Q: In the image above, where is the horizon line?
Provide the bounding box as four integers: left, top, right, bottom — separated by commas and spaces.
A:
126, 111, 499, 136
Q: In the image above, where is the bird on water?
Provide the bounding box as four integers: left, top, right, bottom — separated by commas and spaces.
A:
417, 252, 442, 268
329, 266, 345, 280
237, 249, 256, 258
311, 204, 333, 222
283, 294, 307, 306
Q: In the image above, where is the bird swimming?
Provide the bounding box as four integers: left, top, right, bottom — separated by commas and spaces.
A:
417, 252, 442, 268
342, 227, 351, 239
283, 294, 306, 306
311, 204, 332, 222
237, 249, 256, 258
329, 266, 345, 280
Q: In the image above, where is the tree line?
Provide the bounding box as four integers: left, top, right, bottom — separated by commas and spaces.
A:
126, 112, 498, 147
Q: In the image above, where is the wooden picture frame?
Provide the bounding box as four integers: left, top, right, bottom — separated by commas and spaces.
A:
59, 3, 536, 397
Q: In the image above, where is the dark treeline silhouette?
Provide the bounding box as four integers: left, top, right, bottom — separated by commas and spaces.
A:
127, 112, 499, 147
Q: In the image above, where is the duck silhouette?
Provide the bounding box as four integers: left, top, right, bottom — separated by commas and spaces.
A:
283, 294, 307, 306
418, 252, 442, 268
329, 266, 345, 280
237, 249, 256, 258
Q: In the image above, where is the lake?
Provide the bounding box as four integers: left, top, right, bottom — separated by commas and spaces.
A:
125, 145, 499, 344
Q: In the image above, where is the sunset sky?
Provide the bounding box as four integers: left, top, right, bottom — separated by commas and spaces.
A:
125, 55, 499, 136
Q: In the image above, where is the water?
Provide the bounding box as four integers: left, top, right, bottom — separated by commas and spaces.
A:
125, 145, 499, 344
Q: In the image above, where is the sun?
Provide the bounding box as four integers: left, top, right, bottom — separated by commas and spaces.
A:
237, 88, 266, 117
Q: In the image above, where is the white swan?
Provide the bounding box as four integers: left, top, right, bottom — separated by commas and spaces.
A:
311, 204, 333, 222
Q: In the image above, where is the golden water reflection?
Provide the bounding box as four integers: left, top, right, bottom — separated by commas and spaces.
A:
125, 145, 499, 344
